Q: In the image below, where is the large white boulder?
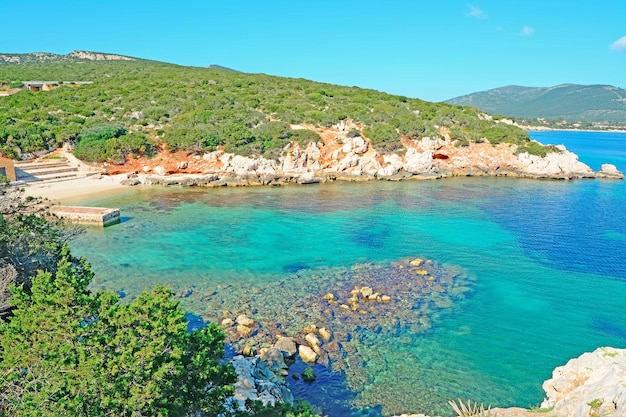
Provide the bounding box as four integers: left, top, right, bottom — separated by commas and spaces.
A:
541, 347, 626, 417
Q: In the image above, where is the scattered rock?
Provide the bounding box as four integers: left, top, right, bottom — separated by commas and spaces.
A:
120, 178, 141, 186
236, 314, 255, 327
237, 324, 254, 338
409, 258, 424, 267
318, 327, 332, 342
221, 318, 234, 327
298, 345, 319, 364
274, 337, 297, 357
305, 333, 321, 348
260, 347, 288, 374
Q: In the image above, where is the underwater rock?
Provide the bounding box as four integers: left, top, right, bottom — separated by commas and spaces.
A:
260, 347, 288, 374
305, 332, 321, 348
302, 367, 317, 382
274, 336, 297, 357
236, 314, 255, 327
237, 324, 254, 338
319, 327, 332, 342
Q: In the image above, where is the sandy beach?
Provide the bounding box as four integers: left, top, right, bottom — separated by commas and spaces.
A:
23, 174, 134, 204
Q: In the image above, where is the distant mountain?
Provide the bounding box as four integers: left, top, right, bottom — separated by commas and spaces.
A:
446, 84, 626, 123
206, 64, 240, 72
0, 50, 135, 65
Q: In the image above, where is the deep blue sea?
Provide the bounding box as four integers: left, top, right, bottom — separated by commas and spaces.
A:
69, 131, 626, 416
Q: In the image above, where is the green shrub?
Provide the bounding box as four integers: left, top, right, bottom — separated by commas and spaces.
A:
518, 141, 561, 157
363, 122, 403, 153
75, 125, 155, 162
291, 129, 321, 147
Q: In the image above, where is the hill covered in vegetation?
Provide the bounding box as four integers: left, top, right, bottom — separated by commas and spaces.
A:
0, 51, 543, 165
447, 84, 626, 124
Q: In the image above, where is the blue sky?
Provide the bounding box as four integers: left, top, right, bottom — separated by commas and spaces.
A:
2, 1, 625, 102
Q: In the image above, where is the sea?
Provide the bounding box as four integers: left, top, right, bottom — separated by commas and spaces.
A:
69, 130, 626, 417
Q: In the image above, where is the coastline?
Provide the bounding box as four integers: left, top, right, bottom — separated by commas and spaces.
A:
23, 173, 133, 204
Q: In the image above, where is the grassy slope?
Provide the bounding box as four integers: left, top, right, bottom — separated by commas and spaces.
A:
0, 53, 535, 161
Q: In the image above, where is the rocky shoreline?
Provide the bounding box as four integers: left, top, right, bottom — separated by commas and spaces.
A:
230, 345, 626, 417
117, 123, 623, 189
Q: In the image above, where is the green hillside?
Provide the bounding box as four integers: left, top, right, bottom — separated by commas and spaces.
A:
446, 84, 626, 123
0, 51, 539, 162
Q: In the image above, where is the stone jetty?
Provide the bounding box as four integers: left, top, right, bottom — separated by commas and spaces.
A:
49, 206, 120, 226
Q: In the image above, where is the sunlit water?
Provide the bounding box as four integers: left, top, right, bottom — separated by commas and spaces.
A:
69, 131, 626, 416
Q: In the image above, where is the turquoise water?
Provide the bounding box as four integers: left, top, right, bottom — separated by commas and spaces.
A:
69, 131, 626, 416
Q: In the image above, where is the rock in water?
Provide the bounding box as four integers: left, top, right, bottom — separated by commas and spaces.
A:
274, 336, 297, 357
298, 345, 319, 364
541, 346, 626, 417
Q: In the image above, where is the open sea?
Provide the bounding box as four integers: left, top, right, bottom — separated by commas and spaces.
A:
69, 131, 626, 416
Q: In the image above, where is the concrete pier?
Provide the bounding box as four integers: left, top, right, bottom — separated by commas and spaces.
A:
49, 206, 120, 227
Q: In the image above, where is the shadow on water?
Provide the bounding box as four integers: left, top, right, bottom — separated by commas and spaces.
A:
591, 316, 626, 341
282, 262, 312, 273
185, 313, 206, 333
287, 358, 383, 417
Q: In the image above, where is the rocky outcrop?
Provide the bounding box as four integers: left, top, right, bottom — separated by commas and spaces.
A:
231, 355, 294, 410
598, 164, 625, 179
391, 347, 626, 417
516, 145, 595, 179
118, 126, 623, 188
540, 346, 626, 417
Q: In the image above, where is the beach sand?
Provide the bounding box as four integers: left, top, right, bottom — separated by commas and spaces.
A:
23, 174, 134, 204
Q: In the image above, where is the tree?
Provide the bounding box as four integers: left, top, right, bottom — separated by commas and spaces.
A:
0, 186, 83, 319
0, 258, 237, 416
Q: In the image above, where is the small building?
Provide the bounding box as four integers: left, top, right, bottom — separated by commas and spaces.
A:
0, 157, 16, 182
23, 81, 60, 92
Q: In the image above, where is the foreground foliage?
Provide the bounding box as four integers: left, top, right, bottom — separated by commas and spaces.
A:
0, 258, 237, 416
0, 54, 548, 162
0, 188, 319, 416
0, 185, 83, 319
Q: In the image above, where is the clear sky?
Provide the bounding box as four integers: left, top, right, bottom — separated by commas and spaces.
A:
2, 1, 625, 102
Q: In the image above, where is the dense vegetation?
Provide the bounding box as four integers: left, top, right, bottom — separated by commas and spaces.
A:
0, 52, 545, 163
0, 186, 317, 416
446, 83, 626, 123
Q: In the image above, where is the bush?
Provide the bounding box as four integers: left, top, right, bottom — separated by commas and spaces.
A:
518, 141, 561, 157
75, 125, 155, 162
363, 122, 403, 153
291, 129, 321, 147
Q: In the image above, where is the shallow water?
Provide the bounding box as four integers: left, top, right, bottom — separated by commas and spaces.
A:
70, 131, 626, 416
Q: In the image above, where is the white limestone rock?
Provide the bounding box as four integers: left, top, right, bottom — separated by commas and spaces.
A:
378, 154, 404, 177
403, 148, 435, 174
541, 346, 626, 417
336, 152, 360, 172
418, 136, 445, 151
517, 146, 594, 178
598, 164, 624, 179
231, 355, 294, 410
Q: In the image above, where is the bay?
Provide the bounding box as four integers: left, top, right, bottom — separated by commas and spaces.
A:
70, 130, 626, 416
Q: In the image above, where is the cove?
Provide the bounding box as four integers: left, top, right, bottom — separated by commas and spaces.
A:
69, 131, 626, 416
